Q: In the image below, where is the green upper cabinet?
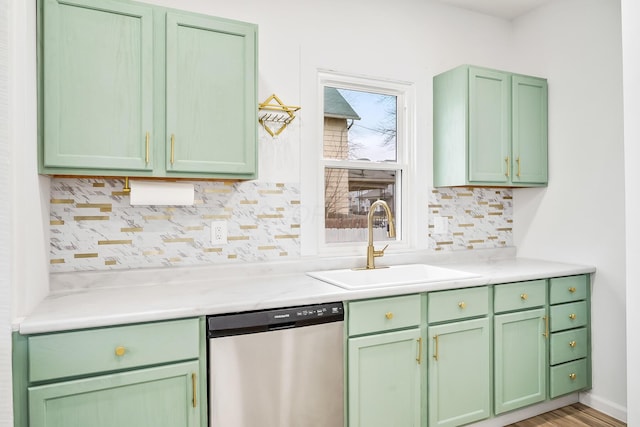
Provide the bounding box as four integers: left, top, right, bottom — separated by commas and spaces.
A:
40, 0, 154, 172
38, 0, 258, 179
433, 65, 548, 187
165, 12, 256, 175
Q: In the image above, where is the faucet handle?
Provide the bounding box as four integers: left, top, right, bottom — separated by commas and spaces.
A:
373, 244, 389, 257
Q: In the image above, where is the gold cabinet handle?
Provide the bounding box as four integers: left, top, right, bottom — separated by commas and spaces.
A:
416, 337, 423, 364
516, 156, 521, 177
433, 334, 439, 361
145, 132, 150, 164
170, 134, 175, 165
192, 372, 197, 408
520, 293, 528, 300
569, 313, 577, 320
569, 373, 577, 381
458, 301, 466, 309
543, 316, 549, 338
505, 156, 510, 177
569, 287, 577, 293
385, 312, 393, 320
569, 340, 577, 348
115, 346, 126, 357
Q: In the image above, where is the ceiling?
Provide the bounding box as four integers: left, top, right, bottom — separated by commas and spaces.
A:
434, 0, 553, 20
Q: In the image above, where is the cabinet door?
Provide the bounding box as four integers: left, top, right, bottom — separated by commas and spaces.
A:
511, 75, 548, 184
428, 318, 490, 427
348, 329, 422, 427
468, 67, 511, 184
166, 13, 257, 176
494, 308, 547, 414
29, 361, 200, 427
42, 0, 154, 172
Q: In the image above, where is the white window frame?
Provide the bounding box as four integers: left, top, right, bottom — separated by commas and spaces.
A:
316, 70, 416, 256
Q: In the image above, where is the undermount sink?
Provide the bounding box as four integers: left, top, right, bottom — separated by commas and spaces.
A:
306, 264, 480, 290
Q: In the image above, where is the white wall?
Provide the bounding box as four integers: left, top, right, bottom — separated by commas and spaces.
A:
1, 0, 13, 424
621, 0, 639, 424
512, 0, 626, 420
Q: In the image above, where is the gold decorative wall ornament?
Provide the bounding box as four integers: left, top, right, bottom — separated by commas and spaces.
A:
258, 94, 301, 137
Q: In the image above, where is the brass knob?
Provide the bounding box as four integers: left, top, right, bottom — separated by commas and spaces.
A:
520, 293, 528, 300
569, 287, 577, 293
569, 373, 577, 380
385, 312, 393, 320
458, 302, 466, 309
569, 313, 577, 320
115, 346, 126, 357
569, 340, 577, 348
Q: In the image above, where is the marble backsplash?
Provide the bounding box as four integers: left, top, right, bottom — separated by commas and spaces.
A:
428, 187, 513, 251
48, 179, 512, 272
49, 178, 301, 272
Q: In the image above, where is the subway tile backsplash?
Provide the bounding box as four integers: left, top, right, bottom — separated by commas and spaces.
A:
49, 179, 512, 272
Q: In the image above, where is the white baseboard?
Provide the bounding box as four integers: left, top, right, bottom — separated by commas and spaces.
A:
580, 390, 627, 423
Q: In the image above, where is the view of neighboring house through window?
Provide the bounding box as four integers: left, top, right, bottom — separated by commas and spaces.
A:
323, 82, 405, 244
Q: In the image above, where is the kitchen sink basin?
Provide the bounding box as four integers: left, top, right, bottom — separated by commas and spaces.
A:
306, 264, 480, 290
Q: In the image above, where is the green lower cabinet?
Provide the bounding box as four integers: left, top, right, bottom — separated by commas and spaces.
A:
29, 361, 200, 427
427, 318, 491, 427
348, 328, 422, 427
494, 308, 547, 414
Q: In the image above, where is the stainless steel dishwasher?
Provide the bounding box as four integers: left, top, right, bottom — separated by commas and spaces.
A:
207, 302, 344, 427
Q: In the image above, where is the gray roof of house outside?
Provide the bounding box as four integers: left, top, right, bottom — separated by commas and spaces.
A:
324, 87, 361, 120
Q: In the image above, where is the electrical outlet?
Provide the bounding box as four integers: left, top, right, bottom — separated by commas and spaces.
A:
211, 221, 227, 244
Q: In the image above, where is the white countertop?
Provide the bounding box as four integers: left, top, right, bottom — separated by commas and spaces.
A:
18, 249, 596, 334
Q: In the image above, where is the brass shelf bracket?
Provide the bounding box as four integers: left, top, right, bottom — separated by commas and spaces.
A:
258, 93, 301, 137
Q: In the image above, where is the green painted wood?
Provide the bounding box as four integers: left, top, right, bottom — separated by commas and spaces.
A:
494, 279, 546, 314
197, 317, 208, 427
550, 301, 588, 332
166, 12, 257, 176
550, 275, 589, 304
29, 318, 199, 382
550, 327, 588, 365
427, 286, 489, 324
41, 0, 154, 172
348, 294, 421, 336
433, 65, 468, 187
511, 75, 548, 184
29, 361, 200, 427
549, 358, 588, 398
468, 67, 511, 184
428, 317, 491, 427
348, 328, 422, 427
12, 333, 29, 427
494, 308, 547, 414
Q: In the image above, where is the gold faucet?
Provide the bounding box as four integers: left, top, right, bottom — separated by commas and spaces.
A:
366, 200, 396, 269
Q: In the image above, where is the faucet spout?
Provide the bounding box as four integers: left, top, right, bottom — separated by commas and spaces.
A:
366, 200, 396, 269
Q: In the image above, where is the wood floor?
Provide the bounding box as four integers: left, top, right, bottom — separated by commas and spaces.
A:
506, 403, 626, 427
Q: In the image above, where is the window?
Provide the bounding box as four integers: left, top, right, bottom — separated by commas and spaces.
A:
320, 73, 410, 247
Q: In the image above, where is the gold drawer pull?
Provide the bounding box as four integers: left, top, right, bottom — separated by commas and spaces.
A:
385, 312, 393, 320
569, 313, 577, 320
505, 157, 510, 177
569, 287, 577, 293
542, 316, 549, 338
416, 337, 423, 364
569, 373, 577, 380
433, 334, 439, 361
171, 134, 175, 165
520, 293, 528, 300
569, 340, 577, 348
115, 346, 126, 357
145, 132, 150, 164
458, 301, 466, 309
192, 373, 197, 408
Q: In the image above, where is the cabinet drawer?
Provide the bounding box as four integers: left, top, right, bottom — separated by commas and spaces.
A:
29, 318, 200, 382
428, 286, 489, 324
550, 301, 588, 332
494, 279, 546, 313
348, 294, 421, 336
550, 328, 588, 365
550, 275, 588, 304
550, 358, 588, 398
